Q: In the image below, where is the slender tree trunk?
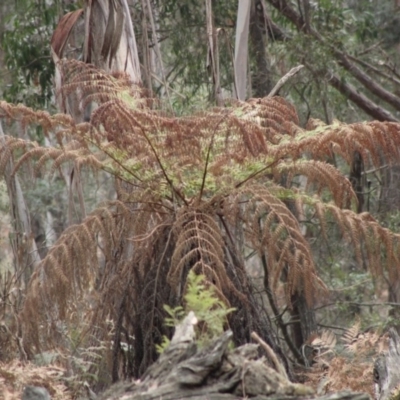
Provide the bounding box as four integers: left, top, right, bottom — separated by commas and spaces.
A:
205, 0, 223, 105
249, 0, 273, 97
0, 122, 41, 286
234, 0, 251, 100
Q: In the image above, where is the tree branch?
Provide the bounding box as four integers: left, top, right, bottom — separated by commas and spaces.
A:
328, 72, 398, 122
334, 51, 400, 111
266, 0, 400, 118
267, 64, 304, 97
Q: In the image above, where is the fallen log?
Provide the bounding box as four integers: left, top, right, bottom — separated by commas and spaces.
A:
99, 312, 370, 400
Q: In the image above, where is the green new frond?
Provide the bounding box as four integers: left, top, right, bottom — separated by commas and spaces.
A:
157, 271, 235, 353
184, 272, 236, 341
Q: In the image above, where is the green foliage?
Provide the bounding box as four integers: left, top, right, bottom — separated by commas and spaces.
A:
0, 0, 80, 108
156, 271, 236, 353
383, 210, 400, 233
138, 0, 238, 112
266, 0, 400, 124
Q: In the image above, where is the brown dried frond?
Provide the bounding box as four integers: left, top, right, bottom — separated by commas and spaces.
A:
302, 328, 388, 398
345, 331, 382, 356
11, 143, 102, 178
280, 118, 400, 168
230, 184, 326, 305
343, 320, 361, 346
309, 331, 388, 397
0, 126, 109, 181
20, 202, 122, 352
313, 330, 337, 350
0, 102, 105, 180
78, 94, 303, 200
233, 180, 400, 305
0, 137, 37, 175
292, 196, 400, 280
323, 356, 374, 396
302, 329, 337, 369
343, 209, 400, 277
169, 207, 236, 298
278, 159, 357, 208
245, 96, 300, 126
0, 101, 54, 133
59, 60, 149, 112
342, 320, 386, 358
230, 96, 301, 144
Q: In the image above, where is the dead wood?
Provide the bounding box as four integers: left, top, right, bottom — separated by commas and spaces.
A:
98, 313, 370, 400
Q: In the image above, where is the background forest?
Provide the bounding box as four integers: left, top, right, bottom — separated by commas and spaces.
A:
1, 0, 400, 399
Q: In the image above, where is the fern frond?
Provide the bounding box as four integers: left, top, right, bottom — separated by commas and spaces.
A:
317, 329, 337, 349
230, 184, 326, 304
169, 208, 229, 294
0, 101, 54, 132
59, 60, 149, 111
0, 136, 40, 175
290, 118, 400, 168
277, 159, 357, 208
20, 202, 124, 349
343, 319, 361, 346
289, 192, 400, 279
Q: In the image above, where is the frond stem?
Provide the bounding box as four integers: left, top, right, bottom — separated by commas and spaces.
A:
129, 222, 170, 242
217, 212, 236, 249
261, 253, 304, 365
199, 113, 229, 202
136, 121, 188, 205
235, 158, 281, 188
149, 228, 173, 343
85, 136, 144, 184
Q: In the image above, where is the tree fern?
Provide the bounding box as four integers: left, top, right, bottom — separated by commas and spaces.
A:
1, 60, 400, 380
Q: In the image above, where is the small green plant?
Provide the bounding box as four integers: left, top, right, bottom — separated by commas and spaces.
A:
156, 271, 236, 353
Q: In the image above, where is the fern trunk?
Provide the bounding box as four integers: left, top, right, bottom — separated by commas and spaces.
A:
290, 291, 317, 351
